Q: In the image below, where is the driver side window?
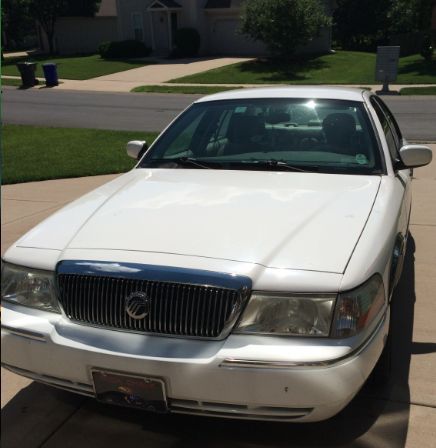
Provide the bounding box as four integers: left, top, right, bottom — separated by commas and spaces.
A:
371, 98, 400, 162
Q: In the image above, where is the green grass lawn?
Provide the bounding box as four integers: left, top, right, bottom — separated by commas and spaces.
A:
2, 125, 159, 184
400, 86, 436, 95
132, 85, 242, 94
169, 51, 436, 85
1, 54, 153, 80
1, 77, 22, 87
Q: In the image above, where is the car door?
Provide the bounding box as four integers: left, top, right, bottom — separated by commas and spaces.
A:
370, 96, 412, 294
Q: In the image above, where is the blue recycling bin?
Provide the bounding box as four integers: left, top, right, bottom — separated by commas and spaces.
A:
42, 62, 59, 86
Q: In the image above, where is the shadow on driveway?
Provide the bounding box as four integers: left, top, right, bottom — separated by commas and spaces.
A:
1, 237, 417, 448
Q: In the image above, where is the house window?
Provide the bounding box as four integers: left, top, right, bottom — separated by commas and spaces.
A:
132, 12, 144, 41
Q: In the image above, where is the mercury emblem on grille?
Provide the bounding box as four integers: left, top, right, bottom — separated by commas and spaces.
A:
125, 292, 150, 319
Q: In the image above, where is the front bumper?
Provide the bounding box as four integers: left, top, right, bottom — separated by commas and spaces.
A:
1, 303, 388, 422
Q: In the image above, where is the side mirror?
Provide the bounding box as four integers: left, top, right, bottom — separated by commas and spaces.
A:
398, 144, 432, 169
126, 140, 147, 160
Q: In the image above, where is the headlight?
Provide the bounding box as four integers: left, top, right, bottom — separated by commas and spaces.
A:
1, 262, 60, 313
234, 293, 336, 337
331, 274, 385, 338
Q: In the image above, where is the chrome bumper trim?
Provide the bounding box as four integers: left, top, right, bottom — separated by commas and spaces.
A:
169, 399, 312, 421
170, 408, 310, 421
220, 359, 332, 369
220, 312, 387, 370
1, 325, 46, 342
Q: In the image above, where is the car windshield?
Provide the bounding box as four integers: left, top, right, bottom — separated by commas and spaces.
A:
139, 98, 383, 174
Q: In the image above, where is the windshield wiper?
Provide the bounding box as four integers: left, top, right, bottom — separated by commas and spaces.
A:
175, 157, 215, 169
146, 157, 221, 169
245, 159, 314, 172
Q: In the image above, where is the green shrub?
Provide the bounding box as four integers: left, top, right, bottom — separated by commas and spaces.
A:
173, 28, 201, 57
241, 0, 331, 59
99, 40, 152, 59
420, 35, 434, 61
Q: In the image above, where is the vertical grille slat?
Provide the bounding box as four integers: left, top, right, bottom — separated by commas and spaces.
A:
71, 275, 77, 319
157, 283, 164, 333
122, 279, 128, 329
57, 273, 246, 339
150, 282, 160, 332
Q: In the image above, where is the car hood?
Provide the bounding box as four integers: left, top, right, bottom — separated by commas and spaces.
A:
15, 169, 380, 274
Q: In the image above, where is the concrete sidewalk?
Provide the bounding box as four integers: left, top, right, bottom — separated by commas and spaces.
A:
56, 57, 253, 92
4, 72, 435, 93
1, 148, 436, 447
2, 57, 253, 92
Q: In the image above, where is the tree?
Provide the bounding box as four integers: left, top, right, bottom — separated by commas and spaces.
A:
387, 0, 421, 36
333, 0, 391, 51
240, 0, 332, 59
1, 0, 35, 50
415, 0, 436, 60
28, 0, 66, 54
387, 0, 435, 60
28, 0, 100, 54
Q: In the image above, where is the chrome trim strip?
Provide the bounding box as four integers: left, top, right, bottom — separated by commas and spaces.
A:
220, 312, 387, 369
56, 260, 252, 291
170, 406, 312, 421
1, 325, 46, 342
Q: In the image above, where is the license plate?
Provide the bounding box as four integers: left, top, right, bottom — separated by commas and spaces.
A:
92, 370, 168, 413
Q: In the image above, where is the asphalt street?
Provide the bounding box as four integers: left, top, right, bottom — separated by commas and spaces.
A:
2, 87, 436, 141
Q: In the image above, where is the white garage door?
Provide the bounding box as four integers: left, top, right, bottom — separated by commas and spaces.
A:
209, 18, 265, 55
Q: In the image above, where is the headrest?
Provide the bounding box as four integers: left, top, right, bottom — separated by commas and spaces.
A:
266, 112, 291, 124
323, 113, 356, 136
227, 114, 265, 143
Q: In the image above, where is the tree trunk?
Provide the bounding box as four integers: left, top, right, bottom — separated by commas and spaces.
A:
47, 31, 55, 54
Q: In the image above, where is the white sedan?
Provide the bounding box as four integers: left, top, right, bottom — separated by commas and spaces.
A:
1, 87, 432, 422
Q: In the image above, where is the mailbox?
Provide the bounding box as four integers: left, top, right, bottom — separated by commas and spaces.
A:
375, 46, 400, 94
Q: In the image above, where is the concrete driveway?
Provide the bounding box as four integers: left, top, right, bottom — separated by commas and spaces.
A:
1, 148, 436, 447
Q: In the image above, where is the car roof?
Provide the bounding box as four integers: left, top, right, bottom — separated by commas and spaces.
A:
195, 86, 367, 103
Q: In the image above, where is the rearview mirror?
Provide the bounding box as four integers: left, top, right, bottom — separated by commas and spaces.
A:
126, 140, 147, 160
398, 144, 432, 169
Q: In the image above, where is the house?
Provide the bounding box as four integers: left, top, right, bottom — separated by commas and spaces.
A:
39, 0, 118, 54
116, 0, 334, 56
40, 0, 334, 56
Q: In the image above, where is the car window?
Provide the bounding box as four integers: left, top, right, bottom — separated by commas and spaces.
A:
374, 97, 403, 145
371, 97, 400, 162
141, 98, 383, 175
165, 111, 205, 156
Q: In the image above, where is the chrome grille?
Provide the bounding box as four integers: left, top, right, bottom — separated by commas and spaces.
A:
56, 261, 251, 339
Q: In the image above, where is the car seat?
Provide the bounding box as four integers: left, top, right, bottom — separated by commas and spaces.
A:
322, 113, 358, 155
223, 114, 266, 156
